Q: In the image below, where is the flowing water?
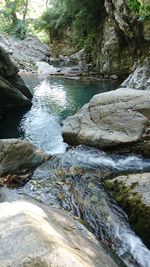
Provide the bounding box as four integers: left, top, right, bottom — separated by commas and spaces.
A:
1, 73, 150, 267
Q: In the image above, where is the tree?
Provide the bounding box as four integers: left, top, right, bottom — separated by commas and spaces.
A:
0, 0, 29, 39
128, 0, 150, 20
36, 0, 104, 57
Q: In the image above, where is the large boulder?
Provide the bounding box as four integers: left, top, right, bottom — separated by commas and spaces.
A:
0, 46, 32, 99
0, 189, 119, 267
0, 46, 32, 119
63, 88, 150, 155
105, 172, 150, 248
0, 139, 49, 186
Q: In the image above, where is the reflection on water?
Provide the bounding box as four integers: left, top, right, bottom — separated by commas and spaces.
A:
22, 74, 120, 119
0, 74, 120, 150
35, 80, 67, 111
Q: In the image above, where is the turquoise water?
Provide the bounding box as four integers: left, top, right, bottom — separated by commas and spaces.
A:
22, 74, 120, 119
0, 74, 120, 138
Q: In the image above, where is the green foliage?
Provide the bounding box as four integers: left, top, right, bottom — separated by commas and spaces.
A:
36, 0, 103, 59
0, 0, 29, 39
128, 0, 150, 20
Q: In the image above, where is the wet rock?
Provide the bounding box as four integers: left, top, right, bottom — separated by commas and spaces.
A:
18, 158, 150, 266
63, 88, 150, 155
0, 34, 50, 70
0, 139, 49, 186
105, 172, 150, 248
0, 189, 119, 267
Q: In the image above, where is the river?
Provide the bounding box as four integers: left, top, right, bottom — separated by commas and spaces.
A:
1, 74, 150, 267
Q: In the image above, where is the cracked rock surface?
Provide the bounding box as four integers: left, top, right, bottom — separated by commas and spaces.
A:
63, 88, 150, 154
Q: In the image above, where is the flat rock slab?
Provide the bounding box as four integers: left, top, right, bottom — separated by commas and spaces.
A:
63, 88, 150, 153
0, 189, 119, 267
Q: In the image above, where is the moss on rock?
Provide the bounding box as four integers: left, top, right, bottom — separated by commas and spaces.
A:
105, 177, 150, 248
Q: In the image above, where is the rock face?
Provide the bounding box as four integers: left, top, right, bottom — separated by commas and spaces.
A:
0, 189, 119, 267
105, 172, 150, 248
0, 46, 32, 119
0, 139, 48, 186
0, 34, 50, 70
92, 0, 149, 76
63, 88, 150, 155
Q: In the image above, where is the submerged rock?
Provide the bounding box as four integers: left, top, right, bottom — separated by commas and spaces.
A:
105, 172, 150, 248
0, 189, 119, 267
0, 139, 49, 186
63, 88, 150, 155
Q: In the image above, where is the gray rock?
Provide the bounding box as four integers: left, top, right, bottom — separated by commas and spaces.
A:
0, 76, 31, 110
105, 172, 150, 248
0, 189, 119, 267
63, 88, 150, 154
121, 58, 150, 90
0, 46, 32, 118
91, 0, 148, 76
0, 139, 48, 177
0, 34, 50, 70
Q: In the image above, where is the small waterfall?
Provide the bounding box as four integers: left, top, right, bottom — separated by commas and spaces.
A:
18, 75, 150, 267
16, 145, 150, 267
21, 79, 67, 154
59, 145, 150, 171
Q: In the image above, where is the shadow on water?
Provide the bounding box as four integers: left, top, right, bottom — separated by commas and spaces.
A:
0, 107, 28, 139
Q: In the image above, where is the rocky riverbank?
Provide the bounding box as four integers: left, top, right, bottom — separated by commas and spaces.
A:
0, 28, 150, 266
0, 44, 123, 267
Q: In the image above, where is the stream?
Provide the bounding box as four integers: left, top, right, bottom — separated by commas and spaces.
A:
1, 74, 150, 267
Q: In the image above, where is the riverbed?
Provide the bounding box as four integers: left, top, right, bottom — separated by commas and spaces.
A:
1, 74, 150, 267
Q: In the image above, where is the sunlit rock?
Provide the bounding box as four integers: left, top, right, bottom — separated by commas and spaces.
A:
63, 88, 150, 155
121, 59, 150, 90
36, 61, 59, 75
0, 34, 50, 70
0, 189, 119, 267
